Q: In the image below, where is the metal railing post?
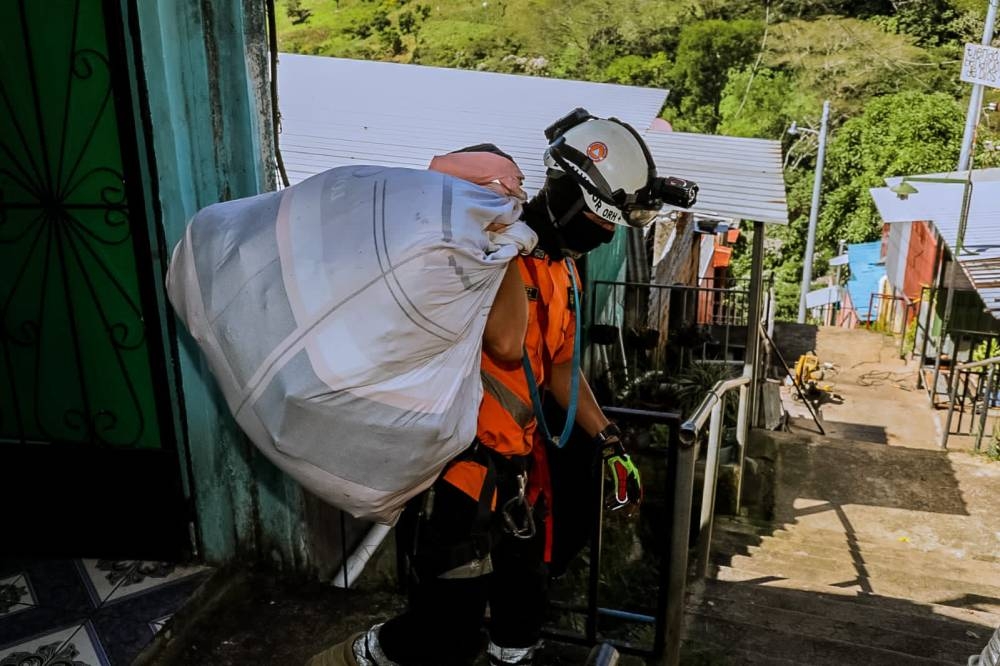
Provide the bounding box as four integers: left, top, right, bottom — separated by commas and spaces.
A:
941, 375, 961, 449
744, 222, 765, 428
901, 299, 914, 359
680, 375, 752, 582
918, 287, 933, 371
663, 436, 697, 666
975, 363, 996, 452
940, 356, 1000, 449
696, 399, 725, 578
734, 383, 749, 514
960, 367, 972, 433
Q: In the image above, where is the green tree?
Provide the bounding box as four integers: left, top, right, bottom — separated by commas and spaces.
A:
872, 0, 970, 47
718, 66, 815, 138
766, 17, 962, 117
665, 19, 764, 133
601, 52, 670, 86
818, 90, 964, 246
737, 91, 963, 317
286, 0, 313, 25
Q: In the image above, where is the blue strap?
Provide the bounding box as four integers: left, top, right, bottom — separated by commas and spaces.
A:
521, 259, 581, 449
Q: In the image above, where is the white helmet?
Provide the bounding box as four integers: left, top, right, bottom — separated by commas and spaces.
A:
543, 109, 697, 228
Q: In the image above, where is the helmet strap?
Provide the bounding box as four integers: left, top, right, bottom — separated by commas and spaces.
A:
525, 174, 615, 259
548, 142, 617, 206
549, 194, 585, 230
522, 191, 567, 259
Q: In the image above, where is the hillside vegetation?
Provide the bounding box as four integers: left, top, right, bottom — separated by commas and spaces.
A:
276, 0, 1000, 317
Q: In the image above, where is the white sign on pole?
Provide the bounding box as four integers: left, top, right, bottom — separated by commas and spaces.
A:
961, 43, 1000, 88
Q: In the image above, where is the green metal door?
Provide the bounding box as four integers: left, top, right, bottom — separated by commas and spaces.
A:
1, 0, 189, 558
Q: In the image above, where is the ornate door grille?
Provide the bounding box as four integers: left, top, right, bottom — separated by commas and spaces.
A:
1, 0, 171, 452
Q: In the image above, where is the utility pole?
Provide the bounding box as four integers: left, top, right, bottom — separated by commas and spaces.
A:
797, 100, 830, 324
958, 0, 998, 170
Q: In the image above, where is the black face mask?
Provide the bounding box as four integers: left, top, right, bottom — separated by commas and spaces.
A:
522, 175, 614, 259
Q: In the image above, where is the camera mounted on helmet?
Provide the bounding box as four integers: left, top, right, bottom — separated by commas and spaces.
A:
543, 108, 699, 229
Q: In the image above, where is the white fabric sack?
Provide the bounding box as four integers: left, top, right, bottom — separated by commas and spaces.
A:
166, 165, 532, 523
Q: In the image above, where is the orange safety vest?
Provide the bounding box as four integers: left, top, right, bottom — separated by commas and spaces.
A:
444, 253, 579, 505
478, 253, 579, 456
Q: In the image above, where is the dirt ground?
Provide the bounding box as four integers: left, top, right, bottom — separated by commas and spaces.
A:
780, 327, 983, 451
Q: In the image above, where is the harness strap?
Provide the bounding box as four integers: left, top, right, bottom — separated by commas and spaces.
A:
442, 443, 527, 565
472, 449, 497, 556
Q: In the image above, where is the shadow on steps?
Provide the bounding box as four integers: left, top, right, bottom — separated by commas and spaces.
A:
683, 575, 995, 665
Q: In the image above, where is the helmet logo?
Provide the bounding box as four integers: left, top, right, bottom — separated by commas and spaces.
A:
587, 142, 608, 163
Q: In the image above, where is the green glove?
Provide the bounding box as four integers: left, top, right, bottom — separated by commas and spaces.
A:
595, 424, 643, 512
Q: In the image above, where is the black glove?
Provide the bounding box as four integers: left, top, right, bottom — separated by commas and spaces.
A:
595, 424, 643, 512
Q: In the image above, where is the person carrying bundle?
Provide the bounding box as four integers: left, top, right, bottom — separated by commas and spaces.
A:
310, 109, 697, 666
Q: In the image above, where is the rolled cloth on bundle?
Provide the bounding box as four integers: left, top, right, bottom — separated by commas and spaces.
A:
167, 164, 535, 523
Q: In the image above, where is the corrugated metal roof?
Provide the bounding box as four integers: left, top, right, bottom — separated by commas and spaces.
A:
869, 169, 1000, 321
277, 55, 789, 225
964, 257, 1000, 320
276, 54, 668, 191
642, 131, 788, 224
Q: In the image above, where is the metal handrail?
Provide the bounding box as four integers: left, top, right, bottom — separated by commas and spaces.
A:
579, 278, 762, 664
944, 354, 1000, 372
679, 372, 752, 578
928, 329, 1000, 407
542, 406, 692, 664
941, 355, 1000, 449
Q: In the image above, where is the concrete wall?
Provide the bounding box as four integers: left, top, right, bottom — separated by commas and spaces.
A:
129, 0, 361, 575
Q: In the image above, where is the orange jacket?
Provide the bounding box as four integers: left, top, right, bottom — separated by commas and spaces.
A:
476, 253, 580, 457
443, 253, 580, 499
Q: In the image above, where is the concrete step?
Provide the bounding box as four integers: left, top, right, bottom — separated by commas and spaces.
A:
691, 578, 985, 660
709, 566, 1000, 630
711, 523, 1000, 584
683, 608, 954, 665
775, 433, 997, 472
715, 516, 999, 563
681, 644, 798, 665
715, 556, 1000, 615
746, 430, 1000, 554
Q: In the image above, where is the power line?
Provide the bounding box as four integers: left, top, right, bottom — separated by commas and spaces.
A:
734, 0, 772, 119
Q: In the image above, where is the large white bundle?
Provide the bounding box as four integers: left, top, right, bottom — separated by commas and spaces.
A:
167, 165, 528, 523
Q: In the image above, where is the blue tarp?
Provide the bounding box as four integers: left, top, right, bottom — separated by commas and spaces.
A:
846, 241, 885, 322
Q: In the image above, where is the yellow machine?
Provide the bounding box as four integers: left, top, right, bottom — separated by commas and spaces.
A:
793, 352, 836, 399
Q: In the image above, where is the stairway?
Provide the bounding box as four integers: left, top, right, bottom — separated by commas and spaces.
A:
681, 430, 1000, 665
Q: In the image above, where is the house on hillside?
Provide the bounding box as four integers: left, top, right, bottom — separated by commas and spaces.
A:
883, 220, 940, 309
839, 240, 887, 328
870, 169, 1000, 402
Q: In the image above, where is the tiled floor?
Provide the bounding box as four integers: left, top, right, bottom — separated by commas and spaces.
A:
0, 559, 209, 666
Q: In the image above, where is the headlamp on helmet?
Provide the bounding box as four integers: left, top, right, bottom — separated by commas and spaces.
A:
543, 108, 699, 228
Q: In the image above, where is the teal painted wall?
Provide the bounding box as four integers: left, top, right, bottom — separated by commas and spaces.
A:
584, 228, 628, 325
130, 0, 352, 573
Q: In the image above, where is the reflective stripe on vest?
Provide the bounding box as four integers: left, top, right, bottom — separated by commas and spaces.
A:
481, 370, 535, 429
